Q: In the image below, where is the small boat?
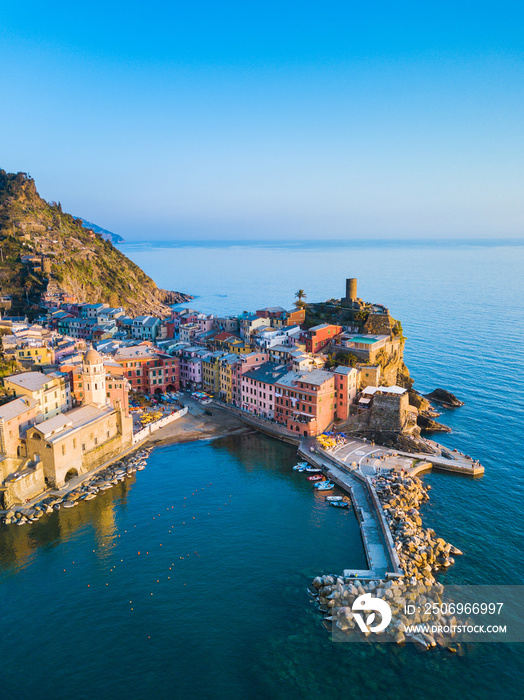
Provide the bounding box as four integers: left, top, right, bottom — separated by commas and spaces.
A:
84, 493, 96, 501
307, 475, 323, 481
326, 495, 343, 502
305, 467, 322, 473
63, 501, 77, 508
315, 481, 335, 491
330, 501, 349, 508
293, 462, 308, 469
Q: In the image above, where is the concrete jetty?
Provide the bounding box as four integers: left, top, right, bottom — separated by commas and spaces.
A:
298, 440, 403, 580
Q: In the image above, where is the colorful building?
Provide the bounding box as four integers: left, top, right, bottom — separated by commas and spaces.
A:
333, 366, 358, 421
231, 352, 269, 406
301, 324, 343, 354
113, 346, 179, 395
240, 362, 289, 418
3, 371, 72, 420
274, 369, 336, 436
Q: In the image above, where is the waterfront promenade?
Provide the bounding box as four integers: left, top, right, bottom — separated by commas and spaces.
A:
329, 437, 484, 477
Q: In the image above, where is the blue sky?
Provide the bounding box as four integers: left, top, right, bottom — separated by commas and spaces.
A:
1, 1, 523, 240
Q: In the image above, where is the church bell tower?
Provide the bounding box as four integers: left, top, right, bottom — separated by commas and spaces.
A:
82, 348, 107, 408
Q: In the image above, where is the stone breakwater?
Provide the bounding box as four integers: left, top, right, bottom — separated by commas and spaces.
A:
1, 447, 152, 526
377, 472, 463, 583
311, 471, 466, 651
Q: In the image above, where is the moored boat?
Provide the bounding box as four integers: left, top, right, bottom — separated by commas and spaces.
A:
314, 481, 334, 491
330, 501, 349, 508
325, 495, 343, 502
307, 475, 323, 481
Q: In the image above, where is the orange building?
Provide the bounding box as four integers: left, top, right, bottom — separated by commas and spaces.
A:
301, 324, 343, 353
113, 345, 179, 395
333, 366, 358, 421
274, 369, 336, 436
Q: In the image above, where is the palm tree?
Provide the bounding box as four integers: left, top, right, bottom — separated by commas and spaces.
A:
295, 289, 307, 308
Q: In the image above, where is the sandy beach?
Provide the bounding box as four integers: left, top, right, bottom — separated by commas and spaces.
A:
148, 403, 253, 447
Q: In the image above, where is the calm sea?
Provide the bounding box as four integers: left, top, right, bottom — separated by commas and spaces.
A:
1, 240, 523, 699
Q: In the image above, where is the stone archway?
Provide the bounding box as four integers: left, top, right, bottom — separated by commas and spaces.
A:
64, 468, 79, 482
154, 387, 163, 396
166, 384, 176, 393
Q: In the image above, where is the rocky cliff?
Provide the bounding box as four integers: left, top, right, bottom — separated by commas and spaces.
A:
0, 170, 193, 317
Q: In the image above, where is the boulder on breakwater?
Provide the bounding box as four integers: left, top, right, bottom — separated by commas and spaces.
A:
312, 470, 465, 652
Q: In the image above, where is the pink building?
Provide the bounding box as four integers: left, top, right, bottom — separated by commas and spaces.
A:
196, 314, 214, 333
231, 352, 269, 406
240, 362, 289, 418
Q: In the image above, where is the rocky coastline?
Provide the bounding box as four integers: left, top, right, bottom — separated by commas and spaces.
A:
311, 470, 466, 651
157, 289, 194, 305
425, 388, 465, 407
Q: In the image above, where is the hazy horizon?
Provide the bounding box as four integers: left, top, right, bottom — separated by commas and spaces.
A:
2, 2, 523, 242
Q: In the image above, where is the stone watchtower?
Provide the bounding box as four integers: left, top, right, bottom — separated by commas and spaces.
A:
82, 348, 107, 408
341, 277, 360, 308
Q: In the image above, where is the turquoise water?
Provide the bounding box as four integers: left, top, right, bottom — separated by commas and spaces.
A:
1, 240, 524, 698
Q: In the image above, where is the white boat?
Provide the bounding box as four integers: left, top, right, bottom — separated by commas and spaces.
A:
63, 501, 77, 508
314, 481, 335, 491
84, 493, 96, 501
305, 467, 322, 473
326, 496, 343, 502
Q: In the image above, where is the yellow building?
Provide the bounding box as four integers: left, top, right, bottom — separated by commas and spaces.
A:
226, 338, 251, 355
218, 354, 237, 403
4, 371, 72, 420
15, 343, 54, 365
202, 352, 225, 394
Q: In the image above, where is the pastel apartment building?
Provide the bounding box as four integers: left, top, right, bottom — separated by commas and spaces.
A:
231, 352, 269, 406
300, 324, 343, 354
274, 369, 336, 436
202, 351, 227, 394
333, 366, 358, 421
131, 316, 162, 343
241, 362, 289, 418
113, 345, 179, 395
3, 371, 72, 421
255, 306, 306, 328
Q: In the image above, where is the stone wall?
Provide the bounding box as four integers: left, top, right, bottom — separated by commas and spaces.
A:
370, 392, 410, 433
358, 365, 381, 389
132, 406, 188, 444
363, 312, 393, 336
2, 463, 46, 508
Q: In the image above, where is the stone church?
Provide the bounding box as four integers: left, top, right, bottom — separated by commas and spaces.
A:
1, 348, 133, 506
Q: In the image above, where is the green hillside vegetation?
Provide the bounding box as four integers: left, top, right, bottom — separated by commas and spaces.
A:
0, 170, 192, 318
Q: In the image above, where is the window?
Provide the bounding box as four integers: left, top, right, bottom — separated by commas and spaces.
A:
73, 439, 77, 449
62, 445, 65, 455
94, 437, 98, 445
